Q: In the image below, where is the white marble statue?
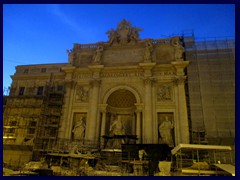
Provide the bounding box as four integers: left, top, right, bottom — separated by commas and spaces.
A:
72, 117, 86, 141
159, 116, 174, 147
93, 45, 104, 64
144, 39, 153, 62
109, 115, 125, 136
138, 149, 147, 161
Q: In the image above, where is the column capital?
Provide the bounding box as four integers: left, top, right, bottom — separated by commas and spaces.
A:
135, 103, 143, 112
171, 61, 189, 76
139, 62, 156, 77
173, 76, 187, 86
62, 65, 76, 80
99, 104, 108, 112
88, 65, 104, 79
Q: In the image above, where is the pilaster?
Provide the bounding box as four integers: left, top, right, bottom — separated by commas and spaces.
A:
135, 103, 143, 144
59, 65, 76, 140
139, 62, 156, 144
85, 65, 104, 144
171, 60, 190, 145
99, 104, 107, 147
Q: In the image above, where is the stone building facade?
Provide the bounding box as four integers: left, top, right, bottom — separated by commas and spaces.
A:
3, 20, 235, 166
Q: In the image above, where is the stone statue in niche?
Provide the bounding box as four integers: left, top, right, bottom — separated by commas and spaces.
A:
157, 86, 171, 101
109, 115, 125, 136
171, 36, 184, 60
72, 116, 86, 141
108, 115, 126, 149
93, 45, 104, 64
144, 39, 154, 62
159, 116, 174, 147
76, 86, 89, 102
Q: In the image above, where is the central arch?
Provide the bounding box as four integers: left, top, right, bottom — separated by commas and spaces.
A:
102, 85, 141, 105
101, 85, 142, 145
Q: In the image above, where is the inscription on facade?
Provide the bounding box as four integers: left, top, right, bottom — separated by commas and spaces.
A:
101, 71, 144, 78
73, 73, 92, 79
103, 49, 143, 63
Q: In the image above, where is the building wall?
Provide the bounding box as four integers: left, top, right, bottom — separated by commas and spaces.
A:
3, 22, 235, 166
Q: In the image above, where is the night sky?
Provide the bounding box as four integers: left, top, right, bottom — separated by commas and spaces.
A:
3, 4, 235, 90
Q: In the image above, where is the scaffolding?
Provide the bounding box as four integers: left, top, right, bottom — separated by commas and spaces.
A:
3, 92, 43, 145
33, 73, 65, 160
183, 35, 235, 146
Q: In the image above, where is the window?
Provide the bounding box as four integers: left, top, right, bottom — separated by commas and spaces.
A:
37, 86, 44, 95
24, 69, 29, 74
19, 87, 25, 95
9, 121, 17, 126
6, 128, 15, 133
41, 68, 47, 73
57, 85, 64, 91
29, 121, 37, 127
28, 128, 35, 134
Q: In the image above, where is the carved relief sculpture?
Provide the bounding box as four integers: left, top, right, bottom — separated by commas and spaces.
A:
76, 86, 89, 102
157, 86, 171, 101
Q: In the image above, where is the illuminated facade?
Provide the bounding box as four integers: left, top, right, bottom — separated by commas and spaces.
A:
3, 20, 235, 167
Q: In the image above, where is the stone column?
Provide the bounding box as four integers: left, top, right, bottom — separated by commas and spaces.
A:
60, 65, 76, 140
100, 104, 107, 148
132, 113, 136, 135
171, 61, 190, 144
175, 76, 190, 144
85, 65, 104, 145
86, 79, 101, 143
139, 62, 156, 144
143, 78, 153, 143
135, 109, 141, 144
63, 81, 76, 140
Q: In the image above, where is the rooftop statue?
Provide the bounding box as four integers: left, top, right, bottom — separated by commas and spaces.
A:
93, 44, 104, 64
171, 36, 185, 60
106, 19, 143, 45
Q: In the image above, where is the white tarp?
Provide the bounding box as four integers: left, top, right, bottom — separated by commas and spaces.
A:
171, 144, 232, 155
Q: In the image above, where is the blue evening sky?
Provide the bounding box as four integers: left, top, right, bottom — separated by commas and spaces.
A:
3, 4, 235, 90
